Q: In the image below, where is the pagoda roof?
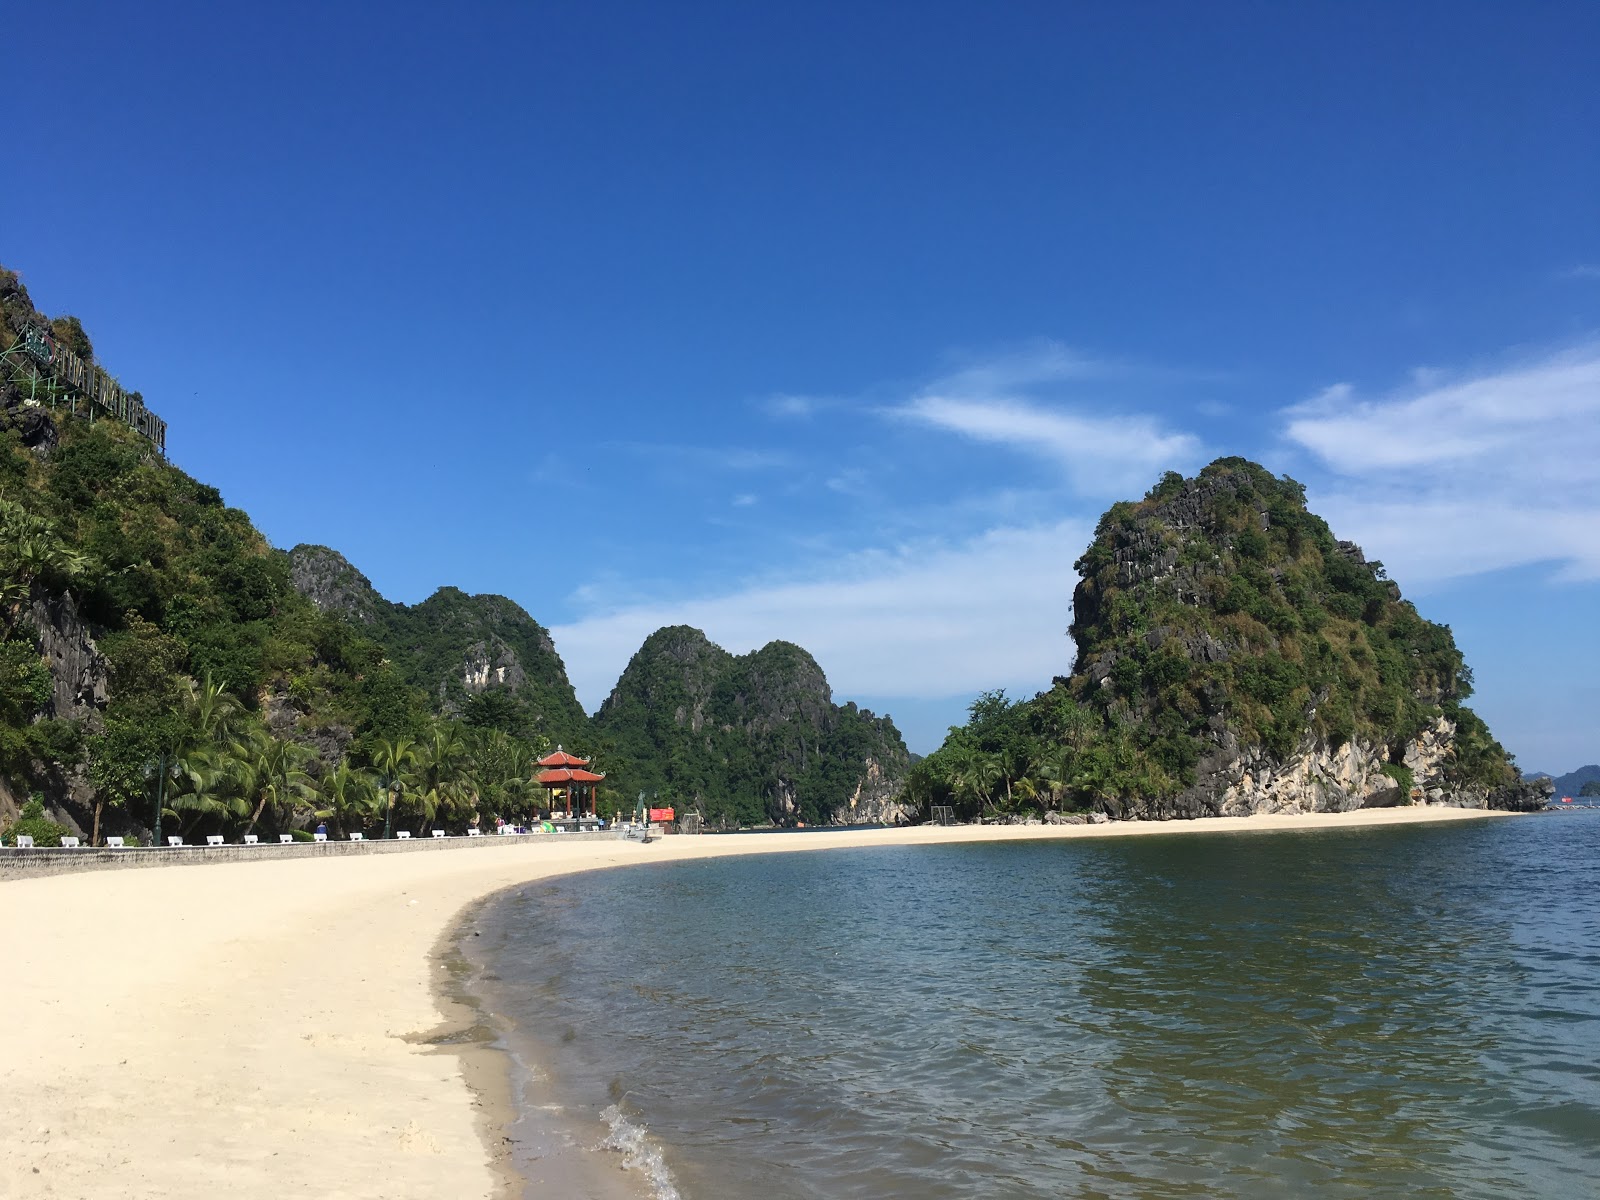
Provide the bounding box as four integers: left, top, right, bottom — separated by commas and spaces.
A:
537, 746, 589, 767
537, 767, 606, 784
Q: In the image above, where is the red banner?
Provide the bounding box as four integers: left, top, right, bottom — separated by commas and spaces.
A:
649, 807, 675, 822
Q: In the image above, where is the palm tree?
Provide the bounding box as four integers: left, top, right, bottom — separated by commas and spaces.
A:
235, 734, 315, 836
319, 762, 379, 836
168, 754, 250, 835
415, 725, 470, 826
186, 673, 243, 744
371, 735, 419, 839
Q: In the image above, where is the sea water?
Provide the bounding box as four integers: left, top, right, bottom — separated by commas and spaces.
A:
463, 814, 1600, 1198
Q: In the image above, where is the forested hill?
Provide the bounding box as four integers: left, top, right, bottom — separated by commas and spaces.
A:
590, 625, 912, 827
1, 268, 910, 844
907, 458, 1549, 821
287, 545, 587, 744
1, 269, 435, 841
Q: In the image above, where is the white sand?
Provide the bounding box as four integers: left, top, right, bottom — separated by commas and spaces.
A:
0, 806, 1511, 1199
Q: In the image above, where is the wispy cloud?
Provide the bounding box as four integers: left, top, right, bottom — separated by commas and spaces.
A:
1283, 343, 1600, 582
552, 520, 1090, 712
762, 393, 826, 419
896, 394, 1201, 494
884, 343, 1205, 496
1558, 264, 1600, 281
604, 441, 791, 472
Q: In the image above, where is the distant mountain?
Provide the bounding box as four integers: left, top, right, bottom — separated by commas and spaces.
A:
1526, 764, 1600, 796
590, 625, 912, 827
287, 546, 586, 743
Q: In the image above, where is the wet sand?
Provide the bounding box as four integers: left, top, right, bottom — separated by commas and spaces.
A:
0, 806, 1513, 1199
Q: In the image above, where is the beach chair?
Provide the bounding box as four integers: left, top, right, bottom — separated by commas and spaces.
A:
313, 832, 327, 842
167, 836, 184, 847
61, 836, 81, 847
15, 835, 34, 848
243, 834, 258, 845
467, 828, 482, 837
499, 825, 514, 835
397, 831, 412, 839
431, 829, 446, 838
349, 832, 364, 841
206, 835, 224, 846
107, 836, 125, 848
279, 833, 294, 844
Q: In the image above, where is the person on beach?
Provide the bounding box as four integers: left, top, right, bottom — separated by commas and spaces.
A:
315, 821, 327, 836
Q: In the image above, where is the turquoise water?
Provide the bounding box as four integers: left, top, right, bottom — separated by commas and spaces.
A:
467, 815, 1600, 1198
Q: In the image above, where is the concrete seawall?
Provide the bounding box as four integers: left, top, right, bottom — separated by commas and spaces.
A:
0, 829, 625, 880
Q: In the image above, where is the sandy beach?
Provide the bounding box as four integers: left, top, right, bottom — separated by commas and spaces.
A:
1, 806, 1515, 1199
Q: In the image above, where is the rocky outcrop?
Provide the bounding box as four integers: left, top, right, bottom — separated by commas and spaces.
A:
284, 548, 587, 741
593, 627, 912, 827
1056, 458, 1529, 818
832, 755, 916, 825
26, 589, 108, 724
286, 544, 383, 625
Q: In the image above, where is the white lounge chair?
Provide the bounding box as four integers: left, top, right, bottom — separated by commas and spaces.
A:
15, 835, 34, 848
279, 833, 294, 844
206, 835, 224, 846
243, 834, 258, 845
467, 828, 482, 837
61, 836, 81, 847
431, 829, 446, 838
313, 832, 327, 842
107, 836, 125, 848
397, 830, 411, 839
167, 836, 184, 847
349, 832, 363, 841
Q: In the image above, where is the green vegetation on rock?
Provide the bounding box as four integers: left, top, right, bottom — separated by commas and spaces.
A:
591, 626, 911, 827
909, 459, 1542, 820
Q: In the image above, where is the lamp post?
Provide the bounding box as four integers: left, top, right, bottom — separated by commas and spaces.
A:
151, 753, 167, 848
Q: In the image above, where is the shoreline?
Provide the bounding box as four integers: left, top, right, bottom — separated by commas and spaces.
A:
0, 805, 1521, 1199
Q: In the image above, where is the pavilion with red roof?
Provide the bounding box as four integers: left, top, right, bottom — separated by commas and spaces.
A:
536, 746, 605, 819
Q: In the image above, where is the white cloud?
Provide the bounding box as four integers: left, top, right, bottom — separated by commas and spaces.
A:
1284, 344, 1600, 583
732, 493, 758, 507
882, 343, 1205, 496
894, 394, 1202, 495
1558, 264, 1600, 281
551, 520, 1089, 712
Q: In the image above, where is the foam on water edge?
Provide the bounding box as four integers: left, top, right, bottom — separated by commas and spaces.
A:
599, 1104, 683, 1200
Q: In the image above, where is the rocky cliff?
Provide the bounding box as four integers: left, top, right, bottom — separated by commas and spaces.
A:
1057, 458, 1547, 817
591, 625, 912, 827
287, 546, 587, 742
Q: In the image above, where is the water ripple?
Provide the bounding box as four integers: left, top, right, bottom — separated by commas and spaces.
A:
476, 815, 1600, 1199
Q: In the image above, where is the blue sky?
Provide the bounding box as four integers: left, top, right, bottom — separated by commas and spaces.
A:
6, 1, 1598, 769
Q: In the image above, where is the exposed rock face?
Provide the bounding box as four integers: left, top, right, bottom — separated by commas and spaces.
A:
1061, 458, 1534, 817
27, 589, 108, 724
286, 544, 383, 625
593, 626, 912, 827
834, 755, 916, 825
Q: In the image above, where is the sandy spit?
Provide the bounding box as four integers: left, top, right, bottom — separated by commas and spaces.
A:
0, 805, 1511, 1199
